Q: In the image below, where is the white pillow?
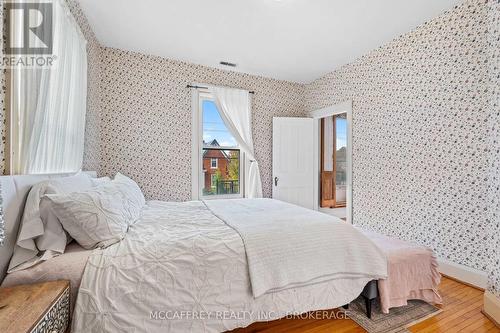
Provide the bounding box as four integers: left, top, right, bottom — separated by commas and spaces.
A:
47, 172, 97, 194
113, 173, 146, 221
46, 174, 145, 249
92, 176, 111, 186
8, 172, 95, 273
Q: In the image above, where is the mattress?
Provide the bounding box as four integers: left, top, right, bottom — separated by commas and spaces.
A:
1, 242, 92, 312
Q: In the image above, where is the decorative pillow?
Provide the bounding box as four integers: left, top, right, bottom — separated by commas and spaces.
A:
45, 174, 145, 249
113, 173, 146, 222
91, 176, 111, 186
47, 172, 96, 194
8, 172, 95, 273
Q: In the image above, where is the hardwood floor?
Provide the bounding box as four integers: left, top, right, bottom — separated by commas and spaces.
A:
229, 277, 500, 333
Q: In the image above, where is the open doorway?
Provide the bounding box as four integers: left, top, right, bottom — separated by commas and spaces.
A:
320, 114, 347, 209
310, 101, 352, 223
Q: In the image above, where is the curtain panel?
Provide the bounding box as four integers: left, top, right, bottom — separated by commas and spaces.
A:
10, 0, 87, 175
211, 86, 263, 198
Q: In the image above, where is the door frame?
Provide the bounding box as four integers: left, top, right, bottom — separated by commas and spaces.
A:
309, 100, 353, 224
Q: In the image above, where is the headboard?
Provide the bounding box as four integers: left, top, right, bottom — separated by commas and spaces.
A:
0, 171, 97, 284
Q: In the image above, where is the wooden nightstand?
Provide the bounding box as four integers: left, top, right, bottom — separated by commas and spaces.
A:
0, 280, 70, 333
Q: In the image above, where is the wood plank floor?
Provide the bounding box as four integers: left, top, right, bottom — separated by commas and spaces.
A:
229, 277, 500, 333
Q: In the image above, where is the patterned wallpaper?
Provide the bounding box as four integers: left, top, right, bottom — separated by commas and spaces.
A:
486, 0, 500, 298
0, 4, 6, 174
305, 0, 491, 274
99, 47, 304, 201
0, 0, 102, 174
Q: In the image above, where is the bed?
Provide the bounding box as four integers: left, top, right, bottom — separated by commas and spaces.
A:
0, 173, 438, 333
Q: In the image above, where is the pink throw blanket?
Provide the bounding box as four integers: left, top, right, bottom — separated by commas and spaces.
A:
360, 229, 442, 313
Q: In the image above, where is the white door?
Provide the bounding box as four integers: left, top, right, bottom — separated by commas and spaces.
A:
273, 117, 315, 209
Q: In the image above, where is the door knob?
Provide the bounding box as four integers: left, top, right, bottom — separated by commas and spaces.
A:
274, 177, 279, 186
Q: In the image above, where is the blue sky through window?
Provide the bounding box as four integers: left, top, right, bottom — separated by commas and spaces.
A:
202, 100, 237, 147
336, 118, 347, 149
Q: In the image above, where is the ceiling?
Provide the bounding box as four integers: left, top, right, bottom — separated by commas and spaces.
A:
77, 0, 461, 84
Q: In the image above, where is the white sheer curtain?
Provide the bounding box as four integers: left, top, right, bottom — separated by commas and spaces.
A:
10, 0, 87, 175
211, 86, 263, 198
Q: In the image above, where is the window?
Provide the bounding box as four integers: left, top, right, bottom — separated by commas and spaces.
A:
210, 158, 218, 169
196, 95, 243, 198
334, 115, 347, 206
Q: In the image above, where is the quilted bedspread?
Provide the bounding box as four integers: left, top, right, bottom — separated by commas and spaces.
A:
72, 200, 384, 332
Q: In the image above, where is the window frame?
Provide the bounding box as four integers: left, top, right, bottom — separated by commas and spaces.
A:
210, 158, 218, 169
191, 89, 244, 200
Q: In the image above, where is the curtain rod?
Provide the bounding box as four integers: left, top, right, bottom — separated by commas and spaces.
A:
186, 84, 255, 94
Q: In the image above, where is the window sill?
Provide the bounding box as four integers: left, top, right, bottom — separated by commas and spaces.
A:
201, 194, 243, 200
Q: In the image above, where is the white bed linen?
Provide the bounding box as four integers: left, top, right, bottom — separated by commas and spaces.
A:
204, 198, 388, 297
8, 173, 95, 272
72, 201, 378, 333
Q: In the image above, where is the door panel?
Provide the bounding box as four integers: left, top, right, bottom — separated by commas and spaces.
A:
273, 117, 314, 209
321, 171, 334, 207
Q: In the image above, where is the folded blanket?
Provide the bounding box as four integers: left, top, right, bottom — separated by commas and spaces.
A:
204, 198, 388, 298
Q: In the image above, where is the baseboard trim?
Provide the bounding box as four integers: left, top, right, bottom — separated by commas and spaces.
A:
483, 291, 500, 328
437, 258, 487, 290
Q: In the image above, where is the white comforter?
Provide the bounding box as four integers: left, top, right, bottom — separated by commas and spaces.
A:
72, 200, 386, 333
205, 199, 388, 298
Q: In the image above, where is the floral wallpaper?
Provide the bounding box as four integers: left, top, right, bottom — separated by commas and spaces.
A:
305, 0, 499, 295
1, 3, 6, 174
486, 0, 500, 298
99, 48, 304, 201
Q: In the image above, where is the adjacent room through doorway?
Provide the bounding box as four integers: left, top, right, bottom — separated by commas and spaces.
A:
319, 112, 348, 220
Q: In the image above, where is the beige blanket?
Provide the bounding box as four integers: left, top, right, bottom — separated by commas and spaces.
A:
1, 242, 92, 313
